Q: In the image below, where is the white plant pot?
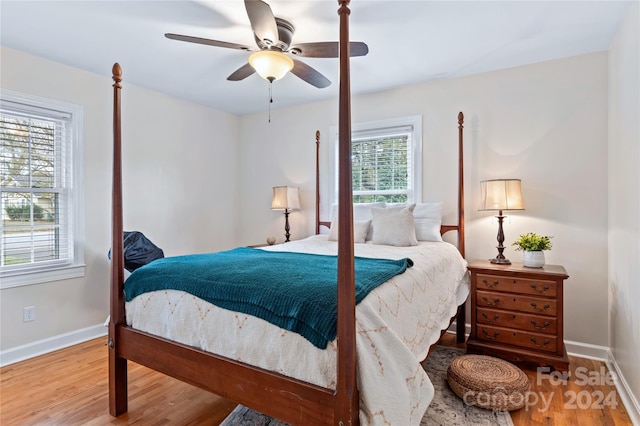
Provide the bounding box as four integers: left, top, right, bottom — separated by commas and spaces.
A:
523, 251, 545, 268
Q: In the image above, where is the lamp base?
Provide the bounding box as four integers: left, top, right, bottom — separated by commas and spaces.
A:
283, 209, 291, 243
490, 211, 511, 265
490, 257, 512, 265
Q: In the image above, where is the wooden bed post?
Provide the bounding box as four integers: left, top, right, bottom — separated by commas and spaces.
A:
457, 112, 465, 259
335, 1, 359, 425
315, 131, 332, 234
315, 130, 321, 236
455, 111, 466, 344
108, 63, 128, 416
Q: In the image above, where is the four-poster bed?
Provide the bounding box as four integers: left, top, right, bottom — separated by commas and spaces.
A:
108, 2, 467, 425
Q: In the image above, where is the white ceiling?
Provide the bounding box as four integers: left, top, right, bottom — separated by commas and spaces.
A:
0, 1, 632, 116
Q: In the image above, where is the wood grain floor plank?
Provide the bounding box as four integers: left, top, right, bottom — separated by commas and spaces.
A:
0, 335, 634, 425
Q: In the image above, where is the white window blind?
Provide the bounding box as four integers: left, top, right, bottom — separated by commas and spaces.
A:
333, 116, 421, 204
351, 125, 413, 203
1, 91, 84, 287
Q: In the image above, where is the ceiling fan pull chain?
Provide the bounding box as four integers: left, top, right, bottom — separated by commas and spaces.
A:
268, 80, 273, 123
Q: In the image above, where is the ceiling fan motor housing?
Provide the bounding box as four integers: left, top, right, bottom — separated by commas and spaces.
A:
255, 17, 294, 51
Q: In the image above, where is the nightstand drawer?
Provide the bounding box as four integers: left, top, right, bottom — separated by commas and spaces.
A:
476, 273, 557, 297
477, 290, 557, 316
476, 325, 558, 353
477, 307, 558, 335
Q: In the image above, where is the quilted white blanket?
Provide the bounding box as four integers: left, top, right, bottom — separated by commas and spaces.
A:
126, 235, 469, 425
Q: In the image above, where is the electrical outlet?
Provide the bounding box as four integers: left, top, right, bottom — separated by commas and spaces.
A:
23, 306, 35, 322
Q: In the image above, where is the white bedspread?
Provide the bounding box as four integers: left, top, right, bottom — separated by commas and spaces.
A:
126, 235, 469, 425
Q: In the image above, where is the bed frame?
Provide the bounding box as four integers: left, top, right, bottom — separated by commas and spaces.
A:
108, 2, 465, 424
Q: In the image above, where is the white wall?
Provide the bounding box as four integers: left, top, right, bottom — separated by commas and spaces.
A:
237, 101, 338, 246
0, 47, 240, 354
608, 0, 640, 420
239, 52, 610, 348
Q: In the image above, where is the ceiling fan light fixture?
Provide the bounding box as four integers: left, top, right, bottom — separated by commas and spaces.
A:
249, 50, 294, 82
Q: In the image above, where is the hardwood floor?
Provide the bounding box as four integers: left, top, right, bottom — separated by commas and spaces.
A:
0, 334, 633, 425
0, 337, 236, 425
439, 334, 633, 426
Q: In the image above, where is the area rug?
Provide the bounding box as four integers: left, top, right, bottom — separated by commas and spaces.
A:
219, 346, 514, 426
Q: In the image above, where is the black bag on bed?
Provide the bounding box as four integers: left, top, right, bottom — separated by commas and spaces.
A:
108, 231, 164, 272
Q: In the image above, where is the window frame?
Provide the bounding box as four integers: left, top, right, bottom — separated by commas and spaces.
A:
330, 115, 422, 205
0, 89, 85, 288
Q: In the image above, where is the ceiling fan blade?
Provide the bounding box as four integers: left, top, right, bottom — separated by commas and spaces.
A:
290, 59, 331, 89
244, 0, 278, 46
349, 42, 369, 57
289, 41, 369, 58
227, 63, 256, 81
165, 33, 253, 51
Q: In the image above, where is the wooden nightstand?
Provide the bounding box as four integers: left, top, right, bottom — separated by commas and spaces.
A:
466, 259, 570, 373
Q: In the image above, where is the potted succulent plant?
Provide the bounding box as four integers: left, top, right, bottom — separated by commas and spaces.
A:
512, 232, 553, 268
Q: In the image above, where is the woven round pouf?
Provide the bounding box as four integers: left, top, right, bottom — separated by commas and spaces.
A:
447, 354, 530, 411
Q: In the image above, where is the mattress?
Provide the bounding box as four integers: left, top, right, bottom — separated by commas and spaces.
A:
125, 235, 469, 425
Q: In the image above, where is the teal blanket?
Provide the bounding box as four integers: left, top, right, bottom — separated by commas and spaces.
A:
124, 247, 412, 349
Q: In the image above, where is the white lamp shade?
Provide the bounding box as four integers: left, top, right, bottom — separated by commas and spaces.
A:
478, 179, 524, 211
271, 186, 301, 210
249, 50, 294, 81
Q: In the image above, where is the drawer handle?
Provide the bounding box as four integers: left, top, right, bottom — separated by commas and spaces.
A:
482, 329, 500, 339
482, 278, 500, 288
481, 296, 500, 306
530, 302, 550, 312
530, 283, 550, 293
531, 320, 551, 330
481, 312, 500, 323
530, 337, 551, 347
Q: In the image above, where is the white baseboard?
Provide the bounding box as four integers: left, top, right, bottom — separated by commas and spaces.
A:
565, 339, 610, 361
565, 340, 639, 424
446, 320, 471, 336
0, 324, 107, 367
607, 350, 640, 426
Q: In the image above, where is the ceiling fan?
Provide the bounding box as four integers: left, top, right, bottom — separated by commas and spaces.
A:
165, 0, 369, 88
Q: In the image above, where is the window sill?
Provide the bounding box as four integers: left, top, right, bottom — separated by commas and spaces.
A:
0, 264, 86, 289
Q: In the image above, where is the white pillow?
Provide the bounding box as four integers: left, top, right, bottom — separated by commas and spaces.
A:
330, 202, 385, 240
328, 219, 371, 243
371, 204, 418, 247
330, 202, 385, 221
414, 202, 443, 242
353, 202, 385, 220
413, 202, 442, 220
415, 218, 443, 242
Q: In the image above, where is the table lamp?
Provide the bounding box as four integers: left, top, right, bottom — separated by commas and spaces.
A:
271, 186, 301, 242
478, 179, 524, 264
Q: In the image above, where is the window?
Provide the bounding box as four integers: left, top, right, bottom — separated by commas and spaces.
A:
1, 90, 84, 288
333, 115, 422, 203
